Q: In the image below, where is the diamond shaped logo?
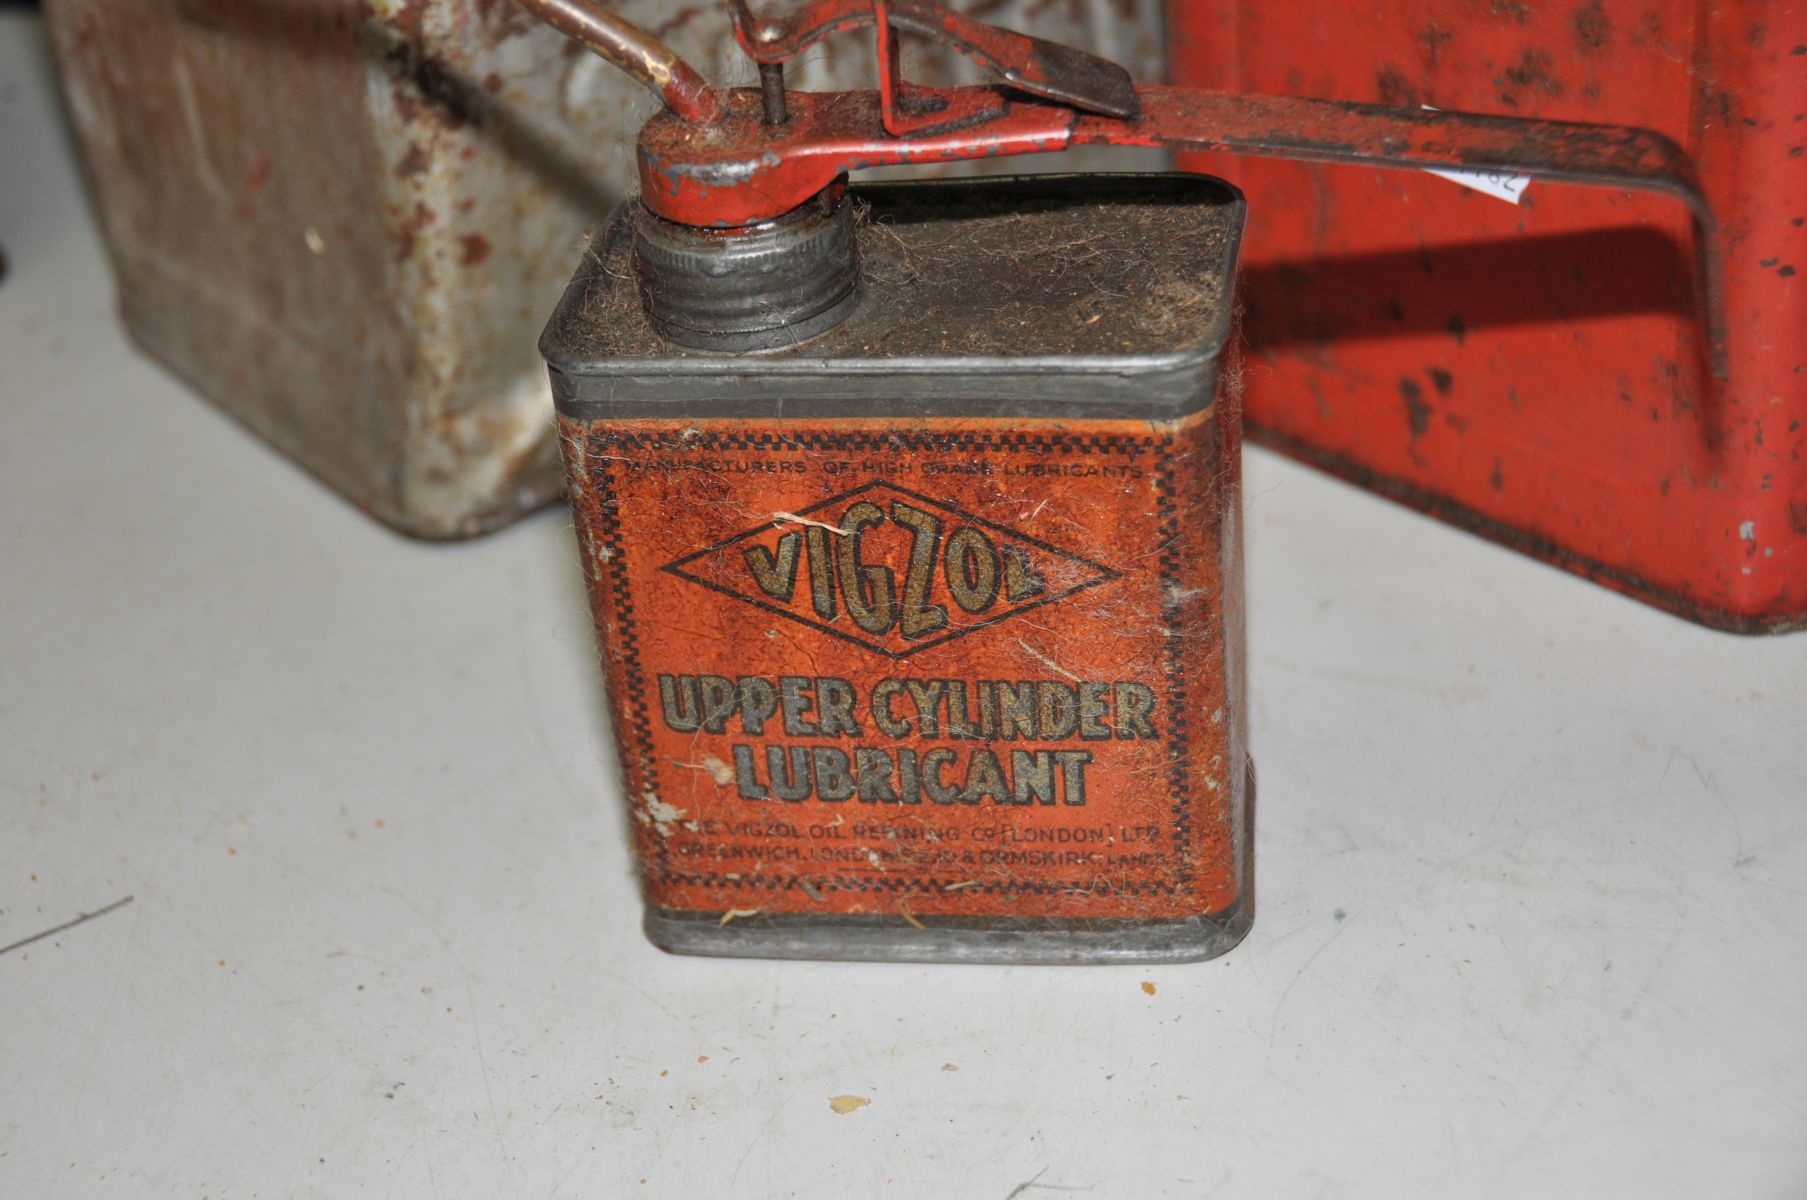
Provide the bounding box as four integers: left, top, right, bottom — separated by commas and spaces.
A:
661, 481, 1121, 659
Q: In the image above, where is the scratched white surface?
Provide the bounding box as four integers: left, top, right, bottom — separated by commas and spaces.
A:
3, 16, 1805, 1199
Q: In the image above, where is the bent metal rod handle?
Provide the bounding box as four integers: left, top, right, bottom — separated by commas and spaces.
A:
1091, 88, 1726, 379
509, 0, 725, 127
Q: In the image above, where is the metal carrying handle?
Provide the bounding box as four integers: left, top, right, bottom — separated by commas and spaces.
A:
515, 0, 1727, 378
510, 0, 725, 126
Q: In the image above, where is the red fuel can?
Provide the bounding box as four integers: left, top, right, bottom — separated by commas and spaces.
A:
1170, 0, 1806, 632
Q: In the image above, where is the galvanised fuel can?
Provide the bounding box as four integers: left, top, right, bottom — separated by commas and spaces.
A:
541, 173, 1251, 963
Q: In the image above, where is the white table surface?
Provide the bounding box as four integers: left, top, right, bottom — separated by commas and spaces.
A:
4, 15, 1804, 1198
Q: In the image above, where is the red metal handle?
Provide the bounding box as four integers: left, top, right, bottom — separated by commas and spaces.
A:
632, 85, 1724, 378
515, 0, 1726, 378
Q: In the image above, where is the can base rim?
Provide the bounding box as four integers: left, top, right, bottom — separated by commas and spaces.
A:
640, 762, 1256, 966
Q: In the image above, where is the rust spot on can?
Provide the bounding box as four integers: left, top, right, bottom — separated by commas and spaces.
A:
1375, 64, 1419, 107
459, 233, 493, 267
392, 201, 437, 264
1496, 48, 1566, 107
1572, 0, 1611, 53
1400, 377, 1432, 437
390, 0, 429, 44
394, 143, 429, 179
472, 0, 535, 42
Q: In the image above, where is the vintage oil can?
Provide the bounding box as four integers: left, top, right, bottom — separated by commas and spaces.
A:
519, 0, 1731, 961
544, 174, 1253, 963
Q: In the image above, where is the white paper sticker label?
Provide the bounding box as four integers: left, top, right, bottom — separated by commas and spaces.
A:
1423, 165, 1533, 204
1420, 106, 1533, 205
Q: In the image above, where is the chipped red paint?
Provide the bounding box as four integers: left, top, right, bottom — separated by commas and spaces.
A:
1170, 0, 1806, 632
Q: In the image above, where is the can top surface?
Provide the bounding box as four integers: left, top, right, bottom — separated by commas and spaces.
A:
542, 174, 1244, 416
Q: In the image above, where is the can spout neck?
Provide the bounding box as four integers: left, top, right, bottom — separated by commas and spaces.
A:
631, 186, 859, 353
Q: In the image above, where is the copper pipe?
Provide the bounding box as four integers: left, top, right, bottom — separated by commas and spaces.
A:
511, 0, 725, 127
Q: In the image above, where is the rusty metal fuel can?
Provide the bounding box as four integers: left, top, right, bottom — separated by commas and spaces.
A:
519, 0, 1729, 962
544, 173, 1252, 963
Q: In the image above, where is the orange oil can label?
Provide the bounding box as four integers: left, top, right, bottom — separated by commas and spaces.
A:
561, 415, 1243, 922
